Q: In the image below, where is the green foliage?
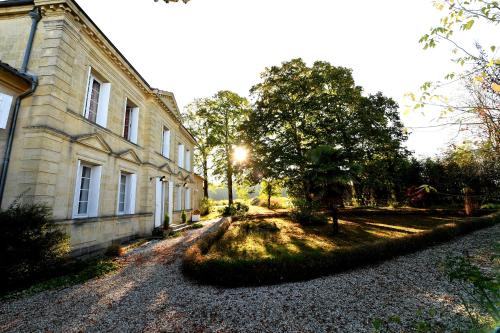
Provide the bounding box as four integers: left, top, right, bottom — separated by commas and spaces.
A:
190, 222, 204, 229
181, 210, 187, 224
0, 202, 70, 293
290, 199, 328, 226
240, 220, 280, 233
104, 243, 124, 257
200, 197, 213, 216
371, 308, 451, 333
220, 202, 249, 217
163, 213, 170, 229
245, 58, 408, 202
443, 248, 499, 327
253, 196, 290, 209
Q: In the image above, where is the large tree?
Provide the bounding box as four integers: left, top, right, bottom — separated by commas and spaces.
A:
245, 58, 407, 203
210, 91, 251, 206
184, 98, 216, 198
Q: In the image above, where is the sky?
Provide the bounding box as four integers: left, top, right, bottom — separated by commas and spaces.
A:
77, 0, 497, 158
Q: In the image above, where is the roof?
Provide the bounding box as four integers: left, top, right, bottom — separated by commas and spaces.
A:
0, 60, 34, 93
0, 0, 34, 7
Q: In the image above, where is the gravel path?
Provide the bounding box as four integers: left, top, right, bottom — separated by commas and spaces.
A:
0, 221, 498, 333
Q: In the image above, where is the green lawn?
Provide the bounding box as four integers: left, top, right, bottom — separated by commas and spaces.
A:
183, 211, 499, 286
206, 214, 465, 261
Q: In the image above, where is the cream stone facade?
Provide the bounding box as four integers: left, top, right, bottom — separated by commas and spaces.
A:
0, 0, 203, 256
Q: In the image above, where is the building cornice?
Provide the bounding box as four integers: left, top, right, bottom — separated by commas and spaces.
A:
33, 0, 197, 144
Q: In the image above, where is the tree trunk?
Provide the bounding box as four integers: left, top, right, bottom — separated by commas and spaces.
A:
267, 192, 271, 209
203, 158, 209, 199
227, 157, 234, 206
330, 202, 339, 235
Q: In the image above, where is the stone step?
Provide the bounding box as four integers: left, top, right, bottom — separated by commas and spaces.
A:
171, 223, 190, 232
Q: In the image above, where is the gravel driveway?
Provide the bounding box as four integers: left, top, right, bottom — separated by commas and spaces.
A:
0, 220, 498, 333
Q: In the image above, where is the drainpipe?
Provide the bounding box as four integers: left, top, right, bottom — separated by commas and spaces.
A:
0, 7, 41, 207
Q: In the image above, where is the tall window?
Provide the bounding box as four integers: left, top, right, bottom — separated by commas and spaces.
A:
86, 79, 101, 123
0, 92, 14, 129
178, 143, 184, 168
78, 166, 92, 215
118, 173, 127, 213
84, 69, 111, 128
73, 161, 102, 218
123, 99, 139, 143
123, 107, 132, 140
117, 172, 137, 215
162, 127, 170, 158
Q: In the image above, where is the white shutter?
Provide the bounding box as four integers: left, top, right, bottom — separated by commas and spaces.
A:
72, 160, 82, 218
88, 165, 102, 217
96, 83, 111, 127
130, 107, 139, 144
185, 188, 191, 210
178, 144, 184, 168
162, 129, 170, 157
168, 181, 174, 220
154, 178, 162, 227
128, 173, 137, 214
185, 150, 190, 171
177, 186, 182, 210
0, 93, 13, 129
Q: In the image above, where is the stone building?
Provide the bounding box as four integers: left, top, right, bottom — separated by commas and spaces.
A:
0, 0, 203, 256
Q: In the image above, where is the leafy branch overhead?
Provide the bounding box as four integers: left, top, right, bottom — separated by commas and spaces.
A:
412, 0, 500, 154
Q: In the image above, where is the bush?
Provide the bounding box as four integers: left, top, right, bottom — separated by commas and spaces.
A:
181, 210, 187, 224
220, 202, 249, 217
200, 198, 213, 216
105, 243, 125, 257
251, 196, 290, 209
183, 212, 500, 287
290, 199, 327, 225
0, 202, 70, 293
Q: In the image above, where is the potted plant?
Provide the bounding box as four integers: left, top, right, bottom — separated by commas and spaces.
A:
181, 210, 187, 224
191, 209, 201, 222
163, 213, 170, 230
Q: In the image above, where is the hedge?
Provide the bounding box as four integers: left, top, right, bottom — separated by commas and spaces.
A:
182, 212, 500, 287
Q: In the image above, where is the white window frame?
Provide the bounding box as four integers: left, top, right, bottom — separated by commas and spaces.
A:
162, 127, 170, 158
116, 171, 137, 215
72, 160, 102, 219
178, 143, 184, 168
123, 99, 139, 144
83, 67, 111, 128
0, 92, 14, 129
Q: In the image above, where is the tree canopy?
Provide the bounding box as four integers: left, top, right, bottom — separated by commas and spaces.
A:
244, 58, 408, 203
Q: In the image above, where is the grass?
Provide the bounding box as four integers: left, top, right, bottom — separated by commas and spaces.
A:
183, 211, 500, 286
1, 257, 121, 300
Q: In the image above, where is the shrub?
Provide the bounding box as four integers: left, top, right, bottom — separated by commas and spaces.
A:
220, 202, 249, 217
190, 222, 204, 229
290, 199, 327, 225
105, 243, 125, 257
163, 213, 170, 230
200, 198, 213, 216
181, 210, 187, 224
240, 220, 280, 233
152, 227, 165, 238
0, 202, 70, 293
